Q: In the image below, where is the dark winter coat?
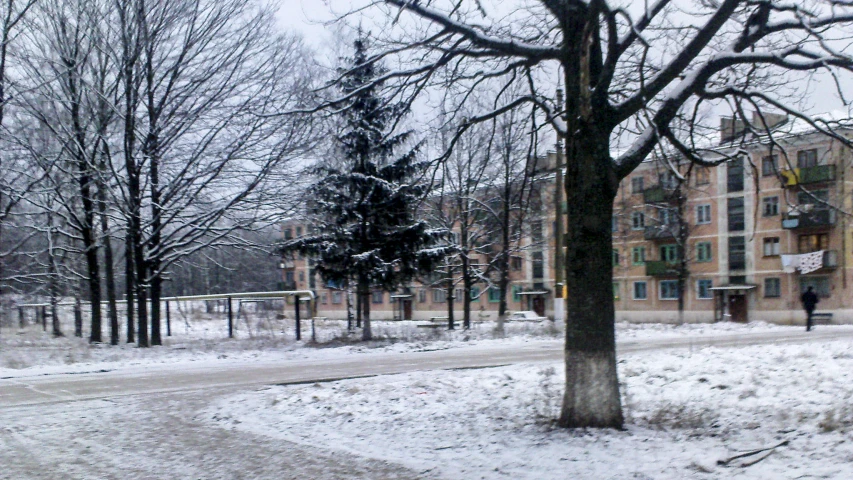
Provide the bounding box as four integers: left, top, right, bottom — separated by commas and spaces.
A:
801, 290, 819, 312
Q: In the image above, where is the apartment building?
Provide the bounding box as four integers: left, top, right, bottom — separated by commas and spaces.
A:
281, 114, 853, 325
613, 114, 853, 324
278, 217, 547, 322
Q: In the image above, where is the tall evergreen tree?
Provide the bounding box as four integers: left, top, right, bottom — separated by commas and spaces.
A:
279, 34, 448, 341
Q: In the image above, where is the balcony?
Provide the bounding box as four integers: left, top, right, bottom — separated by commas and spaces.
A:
783, 250, 839, 272
823, 250, 839, 269
782, 208, 836, 229
646, 261, 678, 277
780, 164, 836, 187
643, 185, 676, 204
644, 225, 677, 240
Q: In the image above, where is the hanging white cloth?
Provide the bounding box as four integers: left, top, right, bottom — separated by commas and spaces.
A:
798, 250, 825, 274
780, 254, 800, 273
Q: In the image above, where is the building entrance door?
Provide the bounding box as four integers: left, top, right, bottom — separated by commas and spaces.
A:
729, 295, 748, 323
403, 300, 412, 320
532, 297, 545, 317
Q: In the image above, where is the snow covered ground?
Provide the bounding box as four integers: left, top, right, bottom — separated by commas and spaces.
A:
4, 319, 853, 479
206, 332, 853, 479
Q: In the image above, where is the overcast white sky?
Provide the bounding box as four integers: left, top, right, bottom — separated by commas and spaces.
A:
276, 1, 339, 48
275, 1, 852, 118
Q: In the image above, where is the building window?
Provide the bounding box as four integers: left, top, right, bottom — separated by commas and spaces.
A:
762, 196, 779, 216
695, 167, 710, 186
764, 278, 781, 298
797, 189, 829, 209
729, 236, 746, 270
659, 244, 679, 263
613, 282, 620, 300
488, 287, 500, 303
612, 249, 619, 266
633, 281, 647, 300
454, 288, 464, 303
631, 176, 644, 194
659, 171, 678, 189
433, 289, 447, 303
332, 291, 343, 304
798, 233, 829, 253
320, 294, 328, 304
512, 285, 522, 302
372, 291, 384, 304
284, 228, 293, 240
696, 204, 711, 224
632, 246, 646, 265
763, 237, 780, 256
470, 287, 480, 301
660, 280, 680, 300
418, 289, 427, 303
612, 216, 619, 232
295, 226, 302, 237
631, 211, 645, 230
696, 242, 712, 262
285, 271, 294, 285
697, 279, 713, 299
797, 149, 818, 168
728, 197, 745, 231
532, 251, 544, 279
299, 271, 305, 282
762, 155, 778, 176
727, 157, 744, 192
511, 256, 523, 271
659, 208, 677, 226
800, 276, 830, 298
531, 221, 543, 243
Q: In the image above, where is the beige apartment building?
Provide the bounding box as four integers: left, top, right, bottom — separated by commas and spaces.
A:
613, 115, 853, 324
282, 114, 853, 325
278, 219, 544, 322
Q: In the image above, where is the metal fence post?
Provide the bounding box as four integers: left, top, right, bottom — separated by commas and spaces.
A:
41, 306, 47, 331
166, 300, 171, 337
18, 307, 24, 328
295, 296, 301, 341
227, 297, 233, 338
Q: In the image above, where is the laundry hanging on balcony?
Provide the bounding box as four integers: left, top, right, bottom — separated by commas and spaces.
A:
781, 250, 824, 274
799, 250, 825, 274
780, 254, 800, 273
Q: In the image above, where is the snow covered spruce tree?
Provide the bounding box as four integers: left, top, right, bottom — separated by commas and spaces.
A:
279, 34, 448, 341
333, 1, 853, 428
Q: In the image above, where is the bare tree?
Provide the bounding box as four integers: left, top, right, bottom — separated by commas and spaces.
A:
331, 0, 853, 428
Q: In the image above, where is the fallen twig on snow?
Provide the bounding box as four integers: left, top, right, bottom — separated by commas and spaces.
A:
717, 440, 789, 467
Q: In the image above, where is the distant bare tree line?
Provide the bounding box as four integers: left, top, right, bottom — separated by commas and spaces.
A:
0, 0, 318, 346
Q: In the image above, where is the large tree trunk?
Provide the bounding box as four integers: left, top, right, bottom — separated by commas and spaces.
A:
97, 153, 119, 345
559, 139, 623, 429
69, 98, 102, 343
125, 228, 135, 344
446, 275, 454, 330
462, 256, 472, 330
676, 184, 687, 325
359, 279, 371, 341
47, 212, 62, 337
135, 244, 149, 347
148, 137, 162, 346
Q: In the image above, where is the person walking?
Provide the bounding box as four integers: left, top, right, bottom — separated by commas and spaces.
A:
801, 286, 819, 332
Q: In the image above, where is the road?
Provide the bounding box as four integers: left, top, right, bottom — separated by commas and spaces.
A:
1, 328, 851, 479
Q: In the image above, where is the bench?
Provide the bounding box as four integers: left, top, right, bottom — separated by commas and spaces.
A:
417, 316, 449, 328
812, 312, 833, 325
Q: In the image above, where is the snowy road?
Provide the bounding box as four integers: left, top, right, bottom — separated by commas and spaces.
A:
1, 327, 851, 479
